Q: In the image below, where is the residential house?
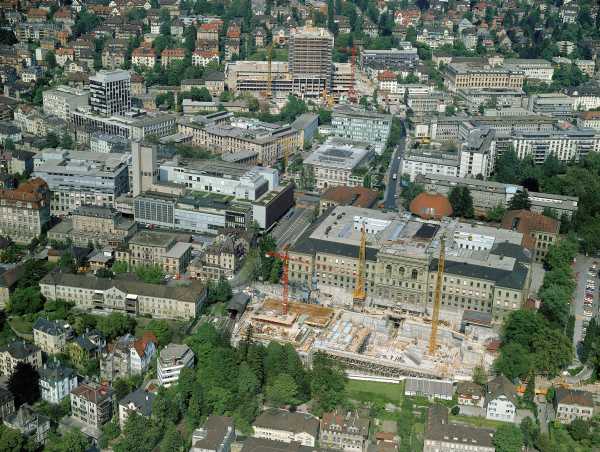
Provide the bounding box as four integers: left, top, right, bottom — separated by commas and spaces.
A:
67, 330, 106, 371
554, 388, 594, 424
161, 48, 185, 67
485, 376, 517, 423
190, 415, 236, 452
32, 318, 70, 355
3, 404, 50, 445
0, 340, 42, 376
0, 266, 24, 309
457, 381, 485, 408
70, 382, 115, 432
320, 409, 369, 452
0, 387, 15, 421
118, 388, 156, 428
192, 50, 219, 67
252, 409, 320, 448
132, 46, 157, 68
100, 332, 157, 381
157, 343, 194, 387
39, 361, 78, 404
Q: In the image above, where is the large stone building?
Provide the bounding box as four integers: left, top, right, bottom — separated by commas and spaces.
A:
444, 60, 525, 93
40, 272, 206, 321
320, 409, 369, 452
48, 205, 137, 247
89, 69, 131, 116
0, 340, 42, 376
252, 409, 320, 448
70, 382, 115, 432
330, 106, 392, 154
0, 178, 50, 244
42, 85, 89, 120
501, 210, 560, 263
511, 127, 600, 164
288, 206, 530, 322
32, 318, 70, 355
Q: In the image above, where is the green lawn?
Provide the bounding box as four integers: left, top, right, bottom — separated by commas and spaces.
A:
346, 379, 404, 405
8, 317, 33, 336
450, 414, 505, 429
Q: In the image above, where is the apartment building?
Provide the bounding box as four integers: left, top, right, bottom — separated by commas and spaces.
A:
32, 318, 70, 355
161, 48, 186, 67
40, 272, 206, 321
4, 404, 50, 446
33, 149, 129, 215
252, 409, 320, 447
424, 405, 495, 452
0, 340, 42, 376
330, 105, 392, 154
118, 388, 156, 429
0, 387, 15, 421
89, 69, 131, 116
485, 376, 517, 423
320, 409, 369, 452
100, 332, 157, 381
70, 382, 115, 431
42, 85, 89, 120
0, 178, 50, 244
115, 230, 192, 276
304, 140, 371, 190
458, 128, 496, 179
157, 343, 194, 387
189, 236, 244, 281
417, 174, 579, 218
177, 116, 302, 166
39, 361, 78, 404
511, 128, 600, 164
444, 61, 525, 93
132, 46, 157, 68
554, 388, 594, 424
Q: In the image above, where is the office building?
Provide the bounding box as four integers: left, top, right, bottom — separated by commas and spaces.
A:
458, 128, 496, 179
304, 139, 372, 190
42, 85, 89, 121
330, 106, 392, 154
90, 133, 129, 153
528, 93, 574, 118
33, 149, 129, 215
157, 343, 194, 387
39, 362, 78, 404
457, 88, 525, 113
400, 149, 460, 181
72, 110, 176, 141
361, 44, 419, 69
511, 127, 600, 163
288, 26, 334, 85
503, 58, 554, 82
444, 61, 525, 93
89, 69, 131, 116
577, 111, 600, 129
40, 272, 207, 321
0, 178, 50, 244
132, 141, 158, 197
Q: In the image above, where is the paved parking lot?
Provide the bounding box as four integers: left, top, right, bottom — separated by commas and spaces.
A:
572, 255, 599, 353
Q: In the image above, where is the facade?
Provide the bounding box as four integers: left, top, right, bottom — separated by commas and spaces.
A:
404, 378, 454, 401
157, 343, 195, 387
3, 404, 50, 445
320, 409, 369, 452
400, 149, 460, 182
118, 388, 156, 429
189, 235, 244, 281
40, 272, 206, 321
71, 110, 176, 141
0, 340, 42, 376
458, 128, 496, 179
457, 381, 485, 408
444, 61, 525, 93
0, 178, 50, 244
330, 106, 392, 154
424, 405, 494, 452
101, 332, 157, 381
252, 409, 320, 447
485, 376, 517, 423
0, 387, 15, 421
501, 210, 559, 263
89, 69, 131, 116
48, 205, 137, 248
288, 26, 334, 90
39, 361, 78, 404
504, 58, 554, 82
190, 415, 236, 452
70, 382, 115, 430
115, 230, 192, 276
361, 44, 419, 69
303, 140, 371, 190
90, 133, 130, 153
528, 93, 574, 118
511, 128, 600, 164
32, 318, 70, 355
554, 388, 594, 424
33, 149, 129, 216
42, 85, 89, 120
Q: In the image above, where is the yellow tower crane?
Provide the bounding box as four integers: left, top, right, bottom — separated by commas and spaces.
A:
267, 44, 272, 99
428, 236, 445, 355
353, 224, 367, 305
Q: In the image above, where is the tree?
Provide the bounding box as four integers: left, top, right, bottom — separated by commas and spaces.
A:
153, 387, 180, 425
45, 132, 60, 148
135, 264, 165, 284
114, 413, 161, 452
58, 251, 77, 273
279, 96, 308, 123
112, 260, 129, 274
8, 287, 43, 315
60, 132, 74, 150
520, 417, 539, 448
3, 138, 15, 151
472, 365, 487, 386
493, 424, 524, 452
159, 423, 184, 452
0, 425, 25, 452
45, 429, 89, 452
145, 319, 172, 346
494, 342, 531, 380
401, 180, 425, 209
508, 189, 531, 210
487, 204, 506, 222
96, 312, 136, 339
207, 277, 233, 304
44, 51, 57, 69
266, 373, 298, 407
8, 362, 40, 407
448, 186, 474, 218
310, 353, 347, 413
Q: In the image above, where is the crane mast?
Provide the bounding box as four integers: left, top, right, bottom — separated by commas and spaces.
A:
353, 224, 367, 304
428, 237, 445, 355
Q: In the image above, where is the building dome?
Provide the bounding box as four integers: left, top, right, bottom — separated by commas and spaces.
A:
409, 192, 453, 220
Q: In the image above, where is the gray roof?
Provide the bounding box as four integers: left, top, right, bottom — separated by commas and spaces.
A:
192, 415, 234, 450
486, 375, 517, 406
119, 388, 156, 417
429, 259, 529, 290
405, 377, 454, 398
253, 409, 319, 438
39, 361, 76, 383
33, 318, 67, 336
555, 388, 594, 407
241, 438, 318, 452
0, 340, 40, 360
425, 405, 494, 449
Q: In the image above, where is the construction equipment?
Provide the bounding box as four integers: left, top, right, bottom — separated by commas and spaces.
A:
428, 236, 445, 355
322, 87, 334, 108
353, 224, 367, 304
348, 45, 358, 103
267, 44, 272, 98
266, 245, 305, 315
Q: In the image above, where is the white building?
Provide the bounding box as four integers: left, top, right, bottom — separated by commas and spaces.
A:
157, 343, 194, 387
504, 59, 554, 83
511, 128, 600, 164
118, 388, 156, 429
42, 85, 89, 121
89, 69, 131, 116
400, 149, 459, 181
252, 409, 320, 448
485, 376, 517, 423
39, 362, 78, 404
458, 128, 496, 179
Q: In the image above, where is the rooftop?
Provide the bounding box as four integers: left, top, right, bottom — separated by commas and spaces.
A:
304, 140, 372, 170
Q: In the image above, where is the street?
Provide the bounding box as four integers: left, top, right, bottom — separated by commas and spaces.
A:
572, 255, 599, 355
272, 207, 313, 248
383, 120, 406, 210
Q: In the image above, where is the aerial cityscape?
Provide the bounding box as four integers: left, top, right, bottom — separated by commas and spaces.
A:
0, 0, 598, 450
